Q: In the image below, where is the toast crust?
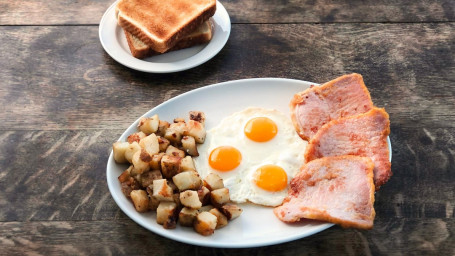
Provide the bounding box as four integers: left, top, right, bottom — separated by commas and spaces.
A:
124, 20, 214, 59
117, 0, 216, 53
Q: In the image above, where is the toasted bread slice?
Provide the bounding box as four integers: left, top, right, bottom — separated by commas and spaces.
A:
116, 0, 216, 53
124, 20, 214, 59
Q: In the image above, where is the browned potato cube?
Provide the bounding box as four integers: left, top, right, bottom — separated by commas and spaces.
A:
150, 152, 165, 170
193, 211, 217, 236
156, 202, 178, 229
124, 141, 141, 163
203, 173, 224, 191
138, 114, 159, 134
164, 122, 187, 144
139, 133, 160, 156
179, 190, 202, 209
172, 171, 202, 191
130, 190, 149, 213
189, 111, 205, 127
127, 131, 146, 144
209, 208, 228, 229
168, 180, 178, 193
112, 141, 129, 164
157, 136, 170, 152
152, 179, 174, 202
146, 186, 159, 211
184, 120, 206, 143
132, 149, 151, 174
165, 145, 185, 158
160, 155, 182, 178
179, 207, 198, 227
219, 204, 243, 220
118, 165, 133, 183
197, 205, 214, 213
210, 188, 230, 207
181, 136, 199, 156
197, 186, 211, 206
173, 193, 182, 209
173, 117, 185, 123
156, 120, 170, 137
180, 156, 196, 172
139, 169, 162, 187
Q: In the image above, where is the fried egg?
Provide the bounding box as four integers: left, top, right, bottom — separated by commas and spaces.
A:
194, 107, 307, 207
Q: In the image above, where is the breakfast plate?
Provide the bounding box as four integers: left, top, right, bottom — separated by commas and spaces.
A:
106, 78, 392, 248
99, 0, 231, 73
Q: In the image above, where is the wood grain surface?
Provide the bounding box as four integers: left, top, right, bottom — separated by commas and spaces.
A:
0, 0, 454, 255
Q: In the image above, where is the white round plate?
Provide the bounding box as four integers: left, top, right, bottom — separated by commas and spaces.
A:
106, 78, 392, 248
99, 1, 231, 73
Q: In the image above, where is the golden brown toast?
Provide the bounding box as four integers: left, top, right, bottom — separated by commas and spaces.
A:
124, 20, 214, 59
116, 0, 216, 53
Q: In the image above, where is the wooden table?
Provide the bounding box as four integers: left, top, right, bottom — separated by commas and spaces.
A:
1, 0, 454, 254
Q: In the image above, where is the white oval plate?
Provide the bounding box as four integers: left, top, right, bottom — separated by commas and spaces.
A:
99, 1, 231, 73
106, 78, 392, 248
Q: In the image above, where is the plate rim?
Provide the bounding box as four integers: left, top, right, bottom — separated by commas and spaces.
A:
98, 0, 231, 73
106, 77, 392, 248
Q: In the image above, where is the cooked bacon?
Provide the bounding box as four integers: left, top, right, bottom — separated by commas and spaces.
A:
290, 73, 373, 141
305, 107, 391, 189
274, 155, 376, 229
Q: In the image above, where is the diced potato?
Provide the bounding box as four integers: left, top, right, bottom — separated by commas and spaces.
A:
210, 188, 230, 207
197, 186, 211, 206
146, 186, 160, 211
173, 117, 185, 123
156, 120, 170, 137
219, 204, 243, 220
179, 207, 198, 227
139, 169, 162, 187
173, 193, 182, 209
209, 208, 228, 229
184, 120, 206, 143
180, 156, 196, 172
179, 190, 202, 209
138, 114, 159, 134
118, 165, 133, 183
130, 190, 149, 213
172, 171, 202, 191
152, 179, 174, 202
150, 152, 165, 170
156, 202, 178, 229
168, 180, 178, 193
164, 122, 187, 144
165, 145, 185, 158
120, 166, 140, 197
132, 149, 151, 174
189, 111, 205, 127
160, 155, 182, 178
157, 136, 170, 152
124, 142, 141, 163
197, 205, 214, 213
193, 212, 217, 236
112, 141, 129, 164
139, 133, 159, 156
203, 173, 224, 191
127, 131, 146, 144
181, 136, 198, 156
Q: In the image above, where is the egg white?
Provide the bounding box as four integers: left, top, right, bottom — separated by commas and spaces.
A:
194, 107, 308, 207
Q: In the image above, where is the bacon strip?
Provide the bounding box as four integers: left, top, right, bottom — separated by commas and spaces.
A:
290, 74, 373, 141
305, 107, 391, 189
274, 155, 376, 229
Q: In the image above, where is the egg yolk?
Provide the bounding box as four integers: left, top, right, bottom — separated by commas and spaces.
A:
209, 146, 242, 172
254, 165, 288, 192
244, 117, 278, 142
